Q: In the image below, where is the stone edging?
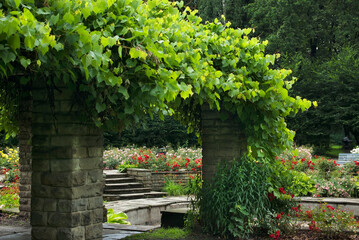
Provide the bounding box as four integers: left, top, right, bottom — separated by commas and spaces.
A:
127, 168, 195, 191
296, 197, 359, 217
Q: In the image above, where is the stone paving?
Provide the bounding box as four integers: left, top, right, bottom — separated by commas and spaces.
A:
0, 224, 155, 240
0, 196, 189, 240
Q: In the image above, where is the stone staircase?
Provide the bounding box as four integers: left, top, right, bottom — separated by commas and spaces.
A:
103, 171, 167, 201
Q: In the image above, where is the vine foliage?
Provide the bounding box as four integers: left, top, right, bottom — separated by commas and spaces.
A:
0, 0, 313, 159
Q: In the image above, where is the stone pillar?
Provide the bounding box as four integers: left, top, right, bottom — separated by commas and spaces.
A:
201, 104, 247, 183
31, 81, 104, 240
19, 84, 32, 218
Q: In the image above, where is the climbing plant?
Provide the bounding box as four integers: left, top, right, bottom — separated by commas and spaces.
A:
0, 0, 312, 160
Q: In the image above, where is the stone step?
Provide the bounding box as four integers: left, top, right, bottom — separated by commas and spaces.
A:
105, 177, 136, 184
105, 182, 143, 190
105, 173, 129, 179
103, 191, 168, 201
104, 187, 152, 195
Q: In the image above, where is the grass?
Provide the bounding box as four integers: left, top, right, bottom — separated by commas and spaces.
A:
324, 145, 343, 158
124, 228, 190, 240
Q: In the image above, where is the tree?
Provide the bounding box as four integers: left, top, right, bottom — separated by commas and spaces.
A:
198, 0, 252, 28
245, 0, 359, 148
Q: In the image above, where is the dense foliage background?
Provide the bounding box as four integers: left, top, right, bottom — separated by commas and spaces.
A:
195, 0, 359, 152
104, 115, 199, 148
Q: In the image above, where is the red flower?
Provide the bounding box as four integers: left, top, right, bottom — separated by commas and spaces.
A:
279, 187, 286, 194
327, 205, 335, 210
267, 192, 275, 202
275, 214, 282, 219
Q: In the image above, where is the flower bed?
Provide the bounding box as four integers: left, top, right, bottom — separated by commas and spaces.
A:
103, 146, 202, 171
0, 148, 20, 210
103, 146, 202, 191
278, 146, 359, 198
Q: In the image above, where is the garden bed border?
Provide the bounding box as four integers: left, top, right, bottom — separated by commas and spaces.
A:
296, 197, 359, 217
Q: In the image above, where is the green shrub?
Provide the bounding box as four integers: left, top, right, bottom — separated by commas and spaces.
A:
343, 161, 359, 176
288, 171, 316, 197
117, 163, 138, 173
318, 157, 339, 179
198, 157, 295, 239
162, 178, 186, 196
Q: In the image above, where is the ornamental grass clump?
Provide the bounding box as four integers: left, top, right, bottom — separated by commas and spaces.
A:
198, 157, 296, 239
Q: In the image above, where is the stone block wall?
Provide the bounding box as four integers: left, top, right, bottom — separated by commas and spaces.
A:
30, 80, 104, 240
127, 168, 193, 191
19, 84, 32, 218
201, 104, 247, 183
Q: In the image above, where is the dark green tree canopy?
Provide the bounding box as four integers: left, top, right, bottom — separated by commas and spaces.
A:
206, 0, 359, 147
0, 0, 311, 159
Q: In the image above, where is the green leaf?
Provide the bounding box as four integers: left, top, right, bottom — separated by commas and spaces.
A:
124, 105, 134, 114
14, 0, 20, 8
129, 47, 147, 60
2, 51, 16, 65
49, 14, 60, 25
24, 36, 35, 49
95, 102, 106, 113
20, 57, 31, 69
118, 46, 122, 58
101, 37, 109, 47
8, 34, 20, 51
81, 8, 91, 19
214, 71, 222, 78
63, 12, 75, 24
118, 86, 129, 99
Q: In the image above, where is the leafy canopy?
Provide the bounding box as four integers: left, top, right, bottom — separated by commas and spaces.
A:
0, 0, 312, 158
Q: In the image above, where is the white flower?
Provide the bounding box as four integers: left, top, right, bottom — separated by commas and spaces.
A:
350, 146, 359, 154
